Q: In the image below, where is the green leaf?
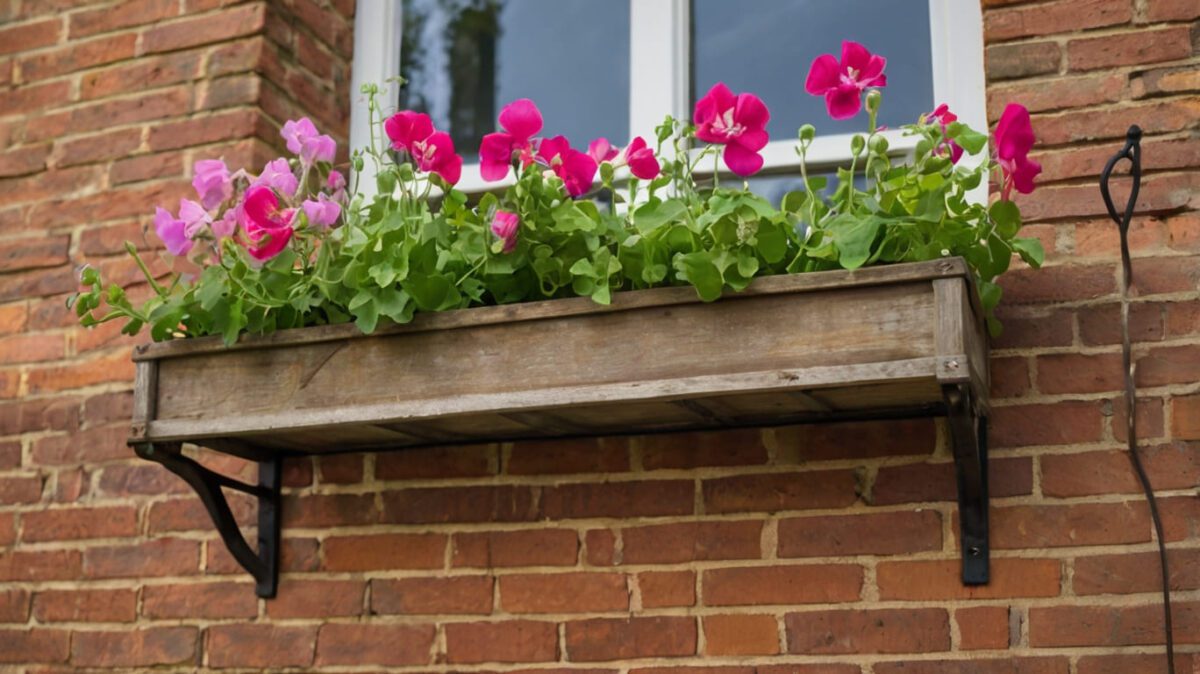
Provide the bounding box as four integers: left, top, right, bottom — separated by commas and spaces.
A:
674, 252, 723, 302
979, 280, 1002, 314
551, 202, 596, 233
989, 200, 1022, 239
1012, 237, 1045, 268
947, 122, 988, 155
633, 199, 686, 235
827, 214, 884, 270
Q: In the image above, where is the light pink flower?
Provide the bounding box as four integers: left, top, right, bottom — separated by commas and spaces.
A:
536, 135, 598, 198
994, 103, 1041, 200
153, 206, 193, 256
281, 117, 336, 163
491, 209, 519, 253
327, 170, 347, 202
926, 104, 963, 164
301, 193, 341, 229
238, 185, 294, 261
694, 82, 770, 176
805, 41, 887, 120
192, 159, 232, 210
623, 136, 660, 180
479, 99, 543, 181
587, 137, 618, 164
254, 158, 298, 198
212, 208, 238, 240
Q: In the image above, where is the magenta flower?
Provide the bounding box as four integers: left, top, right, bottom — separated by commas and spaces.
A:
491, 209, 519, 253
587, 138, 618, 164
384, 111, 434, 154
693, 82, 770, 176
805, 41, 887, 120
254, 158, 298, 198
384, 111, 463, 185
623, 136, 660, 180
926, 104, 963, 164
993, 103, 1042, 200
301, 194, 341, 229
192, 159, 232, 210
479, 99, 543, 181
536, 135, 598, 198
281, 117, 335, 163
238, 185, 295, 261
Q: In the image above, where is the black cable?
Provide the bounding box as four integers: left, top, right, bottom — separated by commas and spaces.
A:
1099, 124, 1175, 674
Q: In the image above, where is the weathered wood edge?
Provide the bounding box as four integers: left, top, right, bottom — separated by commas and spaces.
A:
133, 258, 972, 362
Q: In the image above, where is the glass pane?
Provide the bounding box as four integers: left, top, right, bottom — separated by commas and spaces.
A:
691, 0, 934, 139
400, 0, 630, 160
743, 172, 867, 207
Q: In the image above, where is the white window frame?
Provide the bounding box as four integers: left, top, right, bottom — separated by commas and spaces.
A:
350, 0, 986, 197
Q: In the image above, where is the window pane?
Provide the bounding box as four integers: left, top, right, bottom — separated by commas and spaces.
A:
400, 0, 630, 158
691, 0, 934, 139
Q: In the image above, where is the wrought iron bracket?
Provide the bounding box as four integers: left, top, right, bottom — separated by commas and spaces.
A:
943, 383, 989, 585
133, 442, 282, 598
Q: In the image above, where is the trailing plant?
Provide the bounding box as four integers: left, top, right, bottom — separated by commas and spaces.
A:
72, 40, 1044, 344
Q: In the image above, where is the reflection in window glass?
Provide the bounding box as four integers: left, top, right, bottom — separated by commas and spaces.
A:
742, 173, 868, 207
692, 0, 934, 139
400, 0, 630, 159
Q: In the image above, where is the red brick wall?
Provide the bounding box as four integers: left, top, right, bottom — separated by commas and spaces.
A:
0, 0, 1197, 670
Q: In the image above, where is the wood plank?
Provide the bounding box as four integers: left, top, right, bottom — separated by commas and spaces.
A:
129, 360, 157, 442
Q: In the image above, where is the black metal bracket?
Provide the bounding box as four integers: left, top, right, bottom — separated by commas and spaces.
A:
133, 442, 282, 598
943, 383, 989, 585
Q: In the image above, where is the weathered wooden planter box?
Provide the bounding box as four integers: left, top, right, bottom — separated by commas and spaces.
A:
130, 257, 991, 597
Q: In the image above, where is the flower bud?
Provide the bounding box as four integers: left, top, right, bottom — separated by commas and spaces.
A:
850, 134, 866, 156
865, 90, 882, 114
868, 134, 889, 155
798, 124, 816, 144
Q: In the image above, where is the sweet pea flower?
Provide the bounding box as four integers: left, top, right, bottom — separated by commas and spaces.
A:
211, 208, 238, 240
192, 159, 232, 210
384, 110, 434, 153
805, 41, 887, 120
926, 104, 963, 164
281, 117, 336, 163
993, 103, 1041, 200
536, 135, 598, 198
623, 136, 660, 180
327, 170, 347, 201
153, 199, 209, 256
254, 158, 298, 198
479, 99, 543, 181
587, 138, 618, 164
384, 111, 463, 185
491, 209, 519, 253
302, 193, 341, 229
239, 185, 295, 261
693, 82, 770, 176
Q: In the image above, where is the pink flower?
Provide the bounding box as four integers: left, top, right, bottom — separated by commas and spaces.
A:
301, 193, 341, 229
212, 209, 238, 240
491, 209, 519, 253
536, 135, 598, 198
281, 117, 336, 163
479, 99, 543, 181
327, 170, 347, 202
239, 185, 295, 261
693, 82, 770, 176
993, 103, 1041, 200
805, 41, 887, 120
192, 159, 232, 210
622, 136, 660, 180
926, 104, 963, 164
384, 111, 434, 153
254, 158, 298, 198
384, 111, 463, 185
587, 137, 618, 164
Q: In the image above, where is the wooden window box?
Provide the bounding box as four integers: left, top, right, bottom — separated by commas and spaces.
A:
129, 258, 990, 597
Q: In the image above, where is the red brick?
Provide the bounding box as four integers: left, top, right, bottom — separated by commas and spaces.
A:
501, 572, 628, 613
986, 41, 1062, 81
1132, 256, 1200, 295
785, 608, 950, 654
0, 629, 69, 664
0, 589, 29, 623
1073, 548, 1200, 594
778, 510, 941, 557
1165, 299, 1200, 335
991, 401, 1104, 447
25, 349, 135, 394
321, 533, 446, 571
987, 72, 1125, 117
143, 4, 265, 53
703, 469, 858, 514
208, 536, 319, 574
1078, 302, 1165, 346
1133, 64, 1200, 98
69, 0, 179, 38
638, 570, 695, 608
445, 620, 558, 664
0, 395, 81, 436
147, 108, 260, 151
873, 456, 1033, 505
1169, 212, 1200, 251
1173, 394, 1200, 439
1035, 100, 1200, 147
1036, 352, 1124, 394
1068, 26, 1194, 71
1042, 444, 1200, 497
452, 528, 578, 568
877, 558, 1062, 600
315, 453, 362, 483
566, 616, 696, 661
0, 302, 28, 335
508, 436, 630, 474
0, 144, 51, 178
542, 479, 694, 519
375, 442, 495, 479
19, 33, 137, 82
1161, 494, 1200, 541
1042, 140, 1199, 184
71, 626, 197, 667
0, 474, 42, 504
314, 623, 435, 667
0, 18, 60, 57
1078, 653, 1198, 674
265, 579, 363, 618
97, 462, 187, 497
81, 537, 199, 578
985, 0, 1131, 41
702, 564, 862, 606
1138, 344, 1200, 386
874, 659, 1069, 674
282, 492, 377, 527
31, 588, 136, 623
55, 128, 142, 168
702, 614, 779, 656
957, 606, 1011, 650
82, 51, 201, 100
622, 520, 762, 564
990, 356, 1031, 397
1029, 601, 1199, 646
20, 505, 137, 541
988, 502, 1150, 549
142, 582, 257, 619
993, 307, 1074, 348
370, 576, 492, 615
206, 624, 316, 668
774, 418, 936, 460
381, 484, 537, 524
585, 528, 616, 566
0, 549, 81, 582
640, 428, 766, 469
0, 332, 65, 364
